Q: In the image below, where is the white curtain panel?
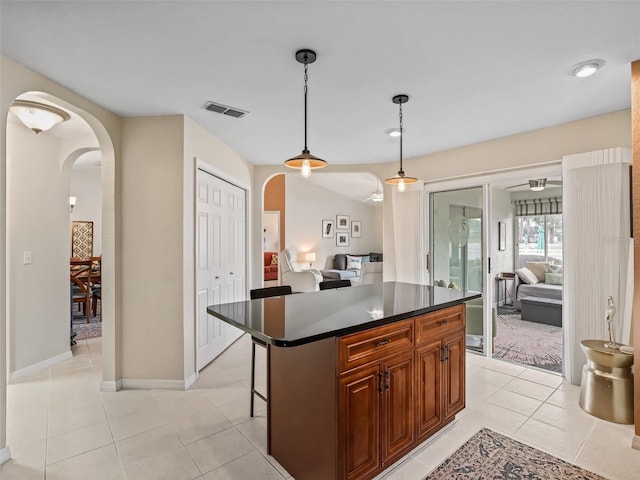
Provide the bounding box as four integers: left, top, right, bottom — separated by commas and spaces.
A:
392, 188, 423, 284
562, 147, 632, 385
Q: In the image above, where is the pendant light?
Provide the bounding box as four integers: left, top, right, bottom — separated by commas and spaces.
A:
284, 49, 327, 177
385, 94, 416, 192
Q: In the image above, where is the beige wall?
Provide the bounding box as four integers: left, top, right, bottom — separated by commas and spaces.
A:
1, 54, 121, 461
7, 124, 72, 372
120, 116, 185, 382
406, 110, 632, 183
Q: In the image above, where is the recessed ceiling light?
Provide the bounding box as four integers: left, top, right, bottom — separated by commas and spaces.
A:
571, 59, 605, 78
386, 128, 402, 137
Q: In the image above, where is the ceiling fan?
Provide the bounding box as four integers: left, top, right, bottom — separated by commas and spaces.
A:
505, 178, 562, 191
358, 178, 384, 203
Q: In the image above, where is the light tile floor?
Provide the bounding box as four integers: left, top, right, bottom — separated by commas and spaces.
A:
2, 335, 640, 479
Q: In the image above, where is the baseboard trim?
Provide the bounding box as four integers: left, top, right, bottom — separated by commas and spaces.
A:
632, 434, 640, 451
121, 378, 190, 391
0, 446, 12, 464
9, 351, 73, 383
184, 372, 197, 390
100, 379, 122, 392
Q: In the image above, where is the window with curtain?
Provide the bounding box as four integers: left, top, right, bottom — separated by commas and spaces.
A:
513, 198, 562, 269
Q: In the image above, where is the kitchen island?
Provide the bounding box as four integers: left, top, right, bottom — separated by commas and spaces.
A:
207, 282, 480, 480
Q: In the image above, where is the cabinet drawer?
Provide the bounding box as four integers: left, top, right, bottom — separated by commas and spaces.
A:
338, 319, 414, 373
415, 305, 465, 345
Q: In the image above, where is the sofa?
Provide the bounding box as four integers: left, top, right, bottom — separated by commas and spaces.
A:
264, 251, 278, 281
514, 262, 563, 309
320, 253, 383, 285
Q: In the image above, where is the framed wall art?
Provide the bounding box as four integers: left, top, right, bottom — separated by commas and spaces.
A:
322, 219, 334, 238
351, 221, 361, 238
336, 215, 350, 230
336, 232, 349, 247
498, 221, 506, 251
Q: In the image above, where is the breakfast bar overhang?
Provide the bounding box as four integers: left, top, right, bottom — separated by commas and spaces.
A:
207, 282, 481, 480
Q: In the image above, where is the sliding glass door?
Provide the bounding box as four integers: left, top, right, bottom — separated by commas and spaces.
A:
429, 187, 487, 353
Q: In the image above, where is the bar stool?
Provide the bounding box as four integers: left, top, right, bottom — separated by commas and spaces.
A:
249, 285, 292, 417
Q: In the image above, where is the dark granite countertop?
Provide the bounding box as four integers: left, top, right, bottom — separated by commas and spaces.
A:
207, 282, 481, 347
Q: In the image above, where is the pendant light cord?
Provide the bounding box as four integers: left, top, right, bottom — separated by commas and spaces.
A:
303, 57, 309, 154
399, 100, 404, 173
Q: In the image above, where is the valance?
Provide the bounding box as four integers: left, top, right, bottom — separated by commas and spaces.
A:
513, 197, 562, 216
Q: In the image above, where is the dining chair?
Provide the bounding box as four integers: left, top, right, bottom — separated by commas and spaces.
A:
319, 279, 352, 290
248, 285, 293, 416
70, 259, 93, 323
90, 256, 102, 318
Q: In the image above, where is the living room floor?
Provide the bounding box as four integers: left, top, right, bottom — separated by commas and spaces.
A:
3, 336, 640, 480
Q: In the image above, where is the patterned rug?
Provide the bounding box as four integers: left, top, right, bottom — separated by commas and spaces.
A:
425, 428, 605, 479
493, 313, 562, 373
72, 311, 102, 340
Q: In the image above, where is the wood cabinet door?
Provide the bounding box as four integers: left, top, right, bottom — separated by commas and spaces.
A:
381, 351, 415, 466
339, 364, 381, 480
443, 331, 465, 420
416, 339, 443, 440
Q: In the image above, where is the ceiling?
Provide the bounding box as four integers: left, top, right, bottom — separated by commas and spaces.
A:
2, 1, 638, 174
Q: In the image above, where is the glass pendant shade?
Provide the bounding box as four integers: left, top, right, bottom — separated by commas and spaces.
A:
10, 100, 70, 134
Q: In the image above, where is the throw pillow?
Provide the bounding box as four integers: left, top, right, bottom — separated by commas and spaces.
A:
270, 254, 278, 266
545, 272, 563, 285
347, 255, 362, 270
515, 267, 539, 285
548, 263, 563, 274
448, 281, 459, 289
527, 261, 549, 282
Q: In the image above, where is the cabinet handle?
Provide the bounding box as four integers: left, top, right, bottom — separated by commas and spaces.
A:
438, 319, 449, 326
384, 370, 390, 390
440, 346, 446, 362
444, 345, 450, 361
378, 373, 383, 393
375, 339, 390, 347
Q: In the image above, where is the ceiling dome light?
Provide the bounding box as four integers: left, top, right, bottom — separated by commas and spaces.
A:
385, 94, 417, 192
284, 49, 327, 176
571, 59, 605, 78
387, 128, 401, 137
10, 99, 70, 134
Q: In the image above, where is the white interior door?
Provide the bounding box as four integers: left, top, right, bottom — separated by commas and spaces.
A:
196, 169, 246, 370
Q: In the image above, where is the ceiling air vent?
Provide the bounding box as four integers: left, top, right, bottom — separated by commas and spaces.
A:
203, 101, 248, 118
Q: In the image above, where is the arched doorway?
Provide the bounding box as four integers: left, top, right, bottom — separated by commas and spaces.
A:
4, 91, 116, 388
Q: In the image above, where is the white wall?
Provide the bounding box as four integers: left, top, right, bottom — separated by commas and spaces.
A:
70, 166, 102, 255
284, 175, 383, 269
263, 212, 280, 252
491, 187, 515, 305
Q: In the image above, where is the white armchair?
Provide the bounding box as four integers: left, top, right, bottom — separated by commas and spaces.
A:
279, 249, 323, 292
352, 262, 383, 286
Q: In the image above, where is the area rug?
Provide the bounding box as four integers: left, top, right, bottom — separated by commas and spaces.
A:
424, 428, 605, 479
493, 313, 562, 373
72, 313, 102, 340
